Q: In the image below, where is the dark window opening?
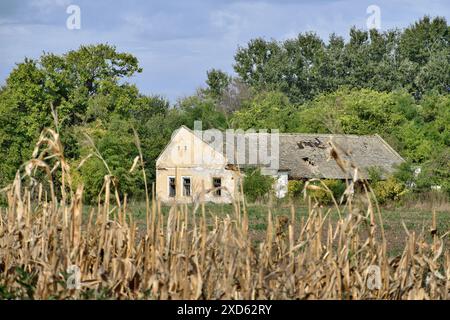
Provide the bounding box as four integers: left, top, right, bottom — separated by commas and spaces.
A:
183, 177, 191, 197
213, 177, 222, 196
169, 177, 176, 197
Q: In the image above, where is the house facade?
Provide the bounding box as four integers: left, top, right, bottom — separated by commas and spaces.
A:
155, 126, 405, 204
155, 126, 240, 203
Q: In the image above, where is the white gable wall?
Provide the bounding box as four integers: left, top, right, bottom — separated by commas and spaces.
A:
156, 126, 238, 203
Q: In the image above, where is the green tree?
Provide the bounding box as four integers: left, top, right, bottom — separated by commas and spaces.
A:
204, 69, 231, 99
0, 44, 143, 187
76, 116, 143, 201
231, 91, 296, 131
176, 95, 227, 130
233, 16, 449, 103
294, 88, 414, 136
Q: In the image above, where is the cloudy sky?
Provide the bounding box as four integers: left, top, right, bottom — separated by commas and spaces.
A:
1, 0, 448, 102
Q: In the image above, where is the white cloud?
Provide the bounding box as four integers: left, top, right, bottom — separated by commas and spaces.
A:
30, 0, 71, 9
29, 0, 71, 16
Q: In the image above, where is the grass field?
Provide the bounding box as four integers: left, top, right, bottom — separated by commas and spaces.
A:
113, 200, 450, 257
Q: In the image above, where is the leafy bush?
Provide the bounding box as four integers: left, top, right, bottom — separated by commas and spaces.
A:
393, 161, 415, 186
307, 179, 346, 205
288, 180, 304, 198
373, 177, 407, 204
326, 180, 347, 200
243, 168, 274, 202
368, 166, 384, 184
394, 154, 450, 199
76, 117, 144, 202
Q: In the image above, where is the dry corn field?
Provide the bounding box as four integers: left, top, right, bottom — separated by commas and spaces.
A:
0, 128, 449, 300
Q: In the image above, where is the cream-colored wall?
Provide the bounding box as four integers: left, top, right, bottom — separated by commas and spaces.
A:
156, 168, 238, 203
156, 126, 239, 204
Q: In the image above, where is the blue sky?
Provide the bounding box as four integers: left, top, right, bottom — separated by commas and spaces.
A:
0, 0, 448, 102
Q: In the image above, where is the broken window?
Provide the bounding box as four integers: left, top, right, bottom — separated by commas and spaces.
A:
183, 177, 191, 197
213, 177, 222, 196
169, 177, 176, 197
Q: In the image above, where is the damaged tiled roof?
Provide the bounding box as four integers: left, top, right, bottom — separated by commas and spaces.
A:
276, 133, 404, 179
188, 125, 405, 179
203, 131, 404, 180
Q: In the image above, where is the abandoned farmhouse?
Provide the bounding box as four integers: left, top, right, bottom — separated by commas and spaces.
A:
155, 126, 405, 203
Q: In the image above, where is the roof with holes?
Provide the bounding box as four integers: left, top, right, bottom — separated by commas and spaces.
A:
276, 134, 404, 179
200, 129, 405, 179
171, 127, 405, 180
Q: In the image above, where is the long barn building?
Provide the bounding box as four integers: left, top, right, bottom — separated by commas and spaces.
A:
155, 126, 404, 203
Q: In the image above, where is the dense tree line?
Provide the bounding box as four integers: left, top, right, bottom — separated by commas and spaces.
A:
233, 16, 449, 103
0, 16, 448, 201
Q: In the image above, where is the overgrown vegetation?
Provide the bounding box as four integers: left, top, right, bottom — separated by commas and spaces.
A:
288, 180, 304, 198
373, 177, 408, 204
0, 16, 448, 203
243, 168, 275, 202
305, 179, 347, 205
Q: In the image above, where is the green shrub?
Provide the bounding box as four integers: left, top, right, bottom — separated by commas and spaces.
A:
288, 180, 304, 198
76, 117, 144, 203
368, 166, 384, 184
373, 176, 407, 204
306, 179, 346, 205
243, 168, 274, 202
